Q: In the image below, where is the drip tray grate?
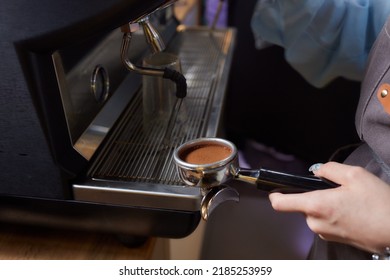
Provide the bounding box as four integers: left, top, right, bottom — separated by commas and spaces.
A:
87, 27, 235, 186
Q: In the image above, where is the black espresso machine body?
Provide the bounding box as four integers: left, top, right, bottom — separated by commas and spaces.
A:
0, 0, 235, 238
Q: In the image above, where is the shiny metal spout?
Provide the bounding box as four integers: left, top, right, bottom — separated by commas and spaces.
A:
139, 16, 166, 53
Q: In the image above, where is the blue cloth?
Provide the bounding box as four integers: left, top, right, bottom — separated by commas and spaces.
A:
251, 0, 390, 87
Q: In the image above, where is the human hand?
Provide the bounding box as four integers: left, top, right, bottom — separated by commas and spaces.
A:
269, 161, 390, 254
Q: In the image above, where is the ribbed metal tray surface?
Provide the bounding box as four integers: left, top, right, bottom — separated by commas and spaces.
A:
88, 27, 234, 185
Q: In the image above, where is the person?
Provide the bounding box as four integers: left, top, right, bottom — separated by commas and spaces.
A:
251, 0, 390, 259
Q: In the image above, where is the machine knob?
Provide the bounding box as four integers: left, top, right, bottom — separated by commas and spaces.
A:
91, 64, 110, 103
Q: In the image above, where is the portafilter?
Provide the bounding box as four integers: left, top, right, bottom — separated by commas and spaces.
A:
173, 137, 339, 219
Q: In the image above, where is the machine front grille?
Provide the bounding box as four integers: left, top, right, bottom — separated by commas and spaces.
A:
88, 27, 234, 185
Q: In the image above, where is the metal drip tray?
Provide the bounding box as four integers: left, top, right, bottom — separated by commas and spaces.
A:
73, 27, 235, 212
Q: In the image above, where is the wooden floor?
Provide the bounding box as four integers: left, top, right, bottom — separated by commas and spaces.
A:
0, 223, 158, 260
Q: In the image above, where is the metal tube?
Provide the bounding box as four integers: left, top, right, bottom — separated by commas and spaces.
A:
120, 32, 165, 77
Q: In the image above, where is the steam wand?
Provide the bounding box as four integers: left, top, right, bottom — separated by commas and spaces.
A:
120, 22, 187, 145
120, 23, 187, 99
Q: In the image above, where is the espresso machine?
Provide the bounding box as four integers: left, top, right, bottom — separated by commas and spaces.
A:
0, 0, 235, 240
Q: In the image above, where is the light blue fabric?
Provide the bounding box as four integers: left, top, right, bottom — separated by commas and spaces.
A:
251, 0, 390, 87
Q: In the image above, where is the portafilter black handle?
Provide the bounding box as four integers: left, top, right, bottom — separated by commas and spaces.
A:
237, 168, 340, 193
